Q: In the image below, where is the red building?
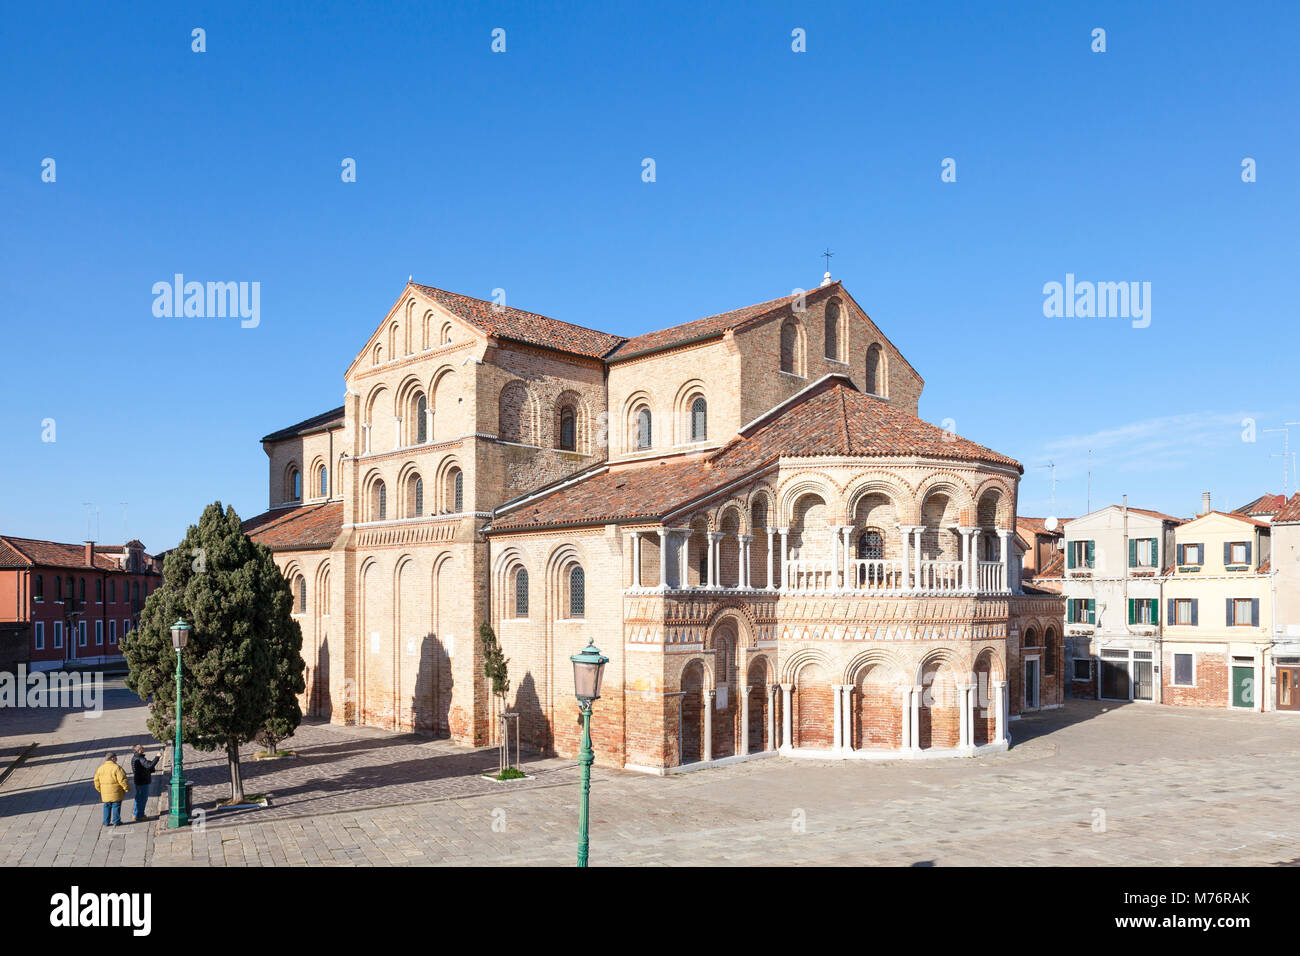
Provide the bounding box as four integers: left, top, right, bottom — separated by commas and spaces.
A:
0, 536, 162, 671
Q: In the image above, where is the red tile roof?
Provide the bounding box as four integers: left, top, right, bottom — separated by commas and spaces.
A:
710, 378, 1021, 472
413, 283, 624, 360
607, 290, 805, 360
1274, 493, 1300, 524
0, 535, 151, 571
1234, 493, 1286, 516
1183, 510, 1270, 529
492, 377, 1021, 532
243, 501, 343, 551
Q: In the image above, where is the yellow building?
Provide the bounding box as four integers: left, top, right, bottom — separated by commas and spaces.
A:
1163, 511, 1276, 710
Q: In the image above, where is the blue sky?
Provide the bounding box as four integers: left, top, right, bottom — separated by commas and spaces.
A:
2, 0, 1297, 549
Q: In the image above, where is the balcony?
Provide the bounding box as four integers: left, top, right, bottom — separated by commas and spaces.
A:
784, 558, 1005, 595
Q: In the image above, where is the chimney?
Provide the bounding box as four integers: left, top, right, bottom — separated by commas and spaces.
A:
1201, 491, 1212, 515
84, 541, 94, 566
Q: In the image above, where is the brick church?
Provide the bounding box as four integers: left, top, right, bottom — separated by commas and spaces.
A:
244, 275, 1063, 771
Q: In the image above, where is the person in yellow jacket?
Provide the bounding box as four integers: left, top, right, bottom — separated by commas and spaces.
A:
92, 752, 130, 827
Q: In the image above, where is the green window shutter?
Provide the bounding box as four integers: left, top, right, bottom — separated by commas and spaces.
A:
1088, 598, 1096, 624
1224, 542, 1232, 565
1067, 544, 1076, 569
1245, 541, 1252, 565
1152, 599, 1159, 626
1167, 598, 1175, 623
1226, 597, 1233, 625
1086, 540, 1095, 567
1129, 539, 1137, 567
1251, 598, 1260, 627
1176, 543, 1184, 565
1127, 599, 1135, 624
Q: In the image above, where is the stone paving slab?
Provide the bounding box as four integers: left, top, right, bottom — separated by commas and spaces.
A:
5, 680, 1300, 866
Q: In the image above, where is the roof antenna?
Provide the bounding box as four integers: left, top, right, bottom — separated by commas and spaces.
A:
820, 248, 834, 286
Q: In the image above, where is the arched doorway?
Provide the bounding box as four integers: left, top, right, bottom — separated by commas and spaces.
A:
746, 658, 771, 753
679, 660, 706, 765
853, 660, 905, 749
794, 661, 834, 749
918, 655, 960, 749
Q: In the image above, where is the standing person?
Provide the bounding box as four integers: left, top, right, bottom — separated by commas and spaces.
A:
92, 753, 129, 827
130, 744, 164, 821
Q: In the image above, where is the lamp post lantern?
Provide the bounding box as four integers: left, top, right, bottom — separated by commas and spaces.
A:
167, 619, 191, 828
570, 637, 608, 868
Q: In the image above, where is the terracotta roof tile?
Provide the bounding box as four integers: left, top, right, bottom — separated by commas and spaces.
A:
243, 501, 342, 551
1234, 493, 1286, 516
0, 535, 151, 571
607, 290, 804, 360
491, 378, 1021, 532
413, 284, 624, 360
1274, 493, 1300, 524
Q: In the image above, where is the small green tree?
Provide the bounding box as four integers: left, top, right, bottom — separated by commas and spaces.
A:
480, 622, 513, 769
123, 502, 302, 803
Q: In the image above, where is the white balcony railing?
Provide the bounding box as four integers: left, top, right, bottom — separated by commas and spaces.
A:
978, 560, 1004, 592
916, 560, 963, 592
851, 559, 907, 591
784, 561, 836, 591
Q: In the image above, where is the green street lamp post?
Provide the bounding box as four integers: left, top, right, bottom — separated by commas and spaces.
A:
570, 637, 608, 868
167, 620, 191, 829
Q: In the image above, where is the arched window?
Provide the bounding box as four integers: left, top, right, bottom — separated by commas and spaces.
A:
780, 319, 805, 375
857, 530, 883, 560
416, 395, 428, 443
319, 465, 328, 498
866, 343, 884, 395
825, 300, 841, 360
407, 474, 424, 517
451, 469, 464, 512
79, 578, 86, 601
294, 575, 306, 613
514, 567, 529, 618
568, 565, 585, 618
690, 397, 707, 442
131, 581, 138, 603
372, 344, 382, 365
371, 480, 387, 521
286, 466, 301, 502
440, 323, 452, 345
559, 406, 576, 451
636, 407, 652, 450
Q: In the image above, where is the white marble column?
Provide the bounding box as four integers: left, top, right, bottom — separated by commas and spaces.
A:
997, 529, 1013, 593
739, 684, 751, 755
767, 684, 778, 751
658, 528, 669, 590
678, 530, 690, 589
957, 682, 972, 750
841, 684, 854, 752
781, 683, 793, 749
841, 526, 853, 589
908, 685, 922, 752
703, 690, 715, 762
739, 534, 753, 589
832, 683, 844, 750
912, 528, 925, 591
766, 529, 776, 589
630, 531, 641, 589
994, 680, 1008, 745
778, 527, 790, 590
424, 407, 434, 443
898, 524, 911, 591
707, 532, 721, 588
958, 526, 976, 592
830, 528, 840, 590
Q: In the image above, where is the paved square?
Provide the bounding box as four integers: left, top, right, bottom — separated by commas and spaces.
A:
2, 679, 1298, 866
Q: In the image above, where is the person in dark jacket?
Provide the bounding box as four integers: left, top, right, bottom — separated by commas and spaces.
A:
130, 744, 164, 821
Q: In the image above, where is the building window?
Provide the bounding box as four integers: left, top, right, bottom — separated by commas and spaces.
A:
568, 565, 585, 618
690, 397, 707, 442
824, 300, 841, 360
865, 343, 884, 395
95, 579, 102, 603
79, 622, 87, 647
1068, 598, 1096, 624
1128, 598, 1158, 625
286, 466, 301, 502
559, 407, 576, 451
414, 477, 424, 517
780, 319, 805, 376
95, 620, 103, 645
416, 395, 428, 444
79, 578, 85, 601
53, 622, 63, 648
636, 407, 652, 450
132, 582, 139, 604
110, 580, 116, 602
34, 622, 44, 651
123, 619, 130, 636
1228, 598, 1258, 626
109, 620, 117, 645
1172, 653, 1195, 686
1172, 598, 1197, 625
1068, 540, 1095, 570
857, 530, 883, 560
1072, 658, 1091, 681
1177, 542, 1202, 566
440, 323, 452, 345
1227, 541, 1250, 566
319, 466, 329, 498
514, 567, 529, 618
34, 575, 43, 601
1130, 537, 1158, 568
453, 470, 464, 512
295, 575, 307, 613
